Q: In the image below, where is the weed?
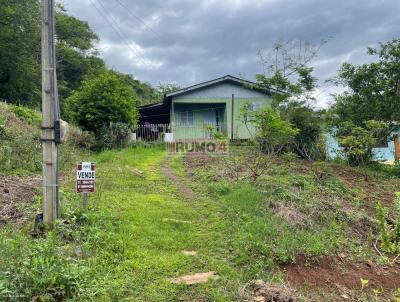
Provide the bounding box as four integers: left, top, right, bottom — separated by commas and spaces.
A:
0, 232, 87, 301
376, 201, 400, 253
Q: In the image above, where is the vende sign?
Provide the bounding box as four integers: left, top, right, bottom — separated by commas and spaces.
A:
76, 162, 96, 193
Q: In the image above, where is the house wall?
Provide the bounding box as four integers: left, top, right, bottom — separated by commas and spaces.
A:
171, 82, 272, 139
327, 130, 400, 162
172, 103, 226, 139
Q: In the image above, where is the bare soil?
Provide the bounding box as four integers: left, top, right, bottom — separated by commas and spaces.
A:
283, 254, 400, 298
241, 280, 299, 302
161, 154, 197, 201
0, 175, 41, 225
170, 271, 219, 285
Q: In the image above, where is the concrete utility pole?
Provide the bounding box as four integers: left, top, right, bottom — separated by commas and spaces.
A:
41, 0, 61, 226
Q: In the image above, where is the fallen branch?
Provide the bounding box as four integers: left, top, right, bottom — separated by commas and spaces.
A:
373, 240, 383, 257
390, 253, 400, 266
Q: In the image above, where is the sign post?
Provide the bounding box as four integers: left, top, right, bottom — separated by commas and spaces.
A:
76, 162, 95, 208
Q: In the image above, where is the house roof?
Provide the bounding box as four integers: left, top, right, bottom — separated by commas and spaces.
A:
137, 75, 276, 124
165, 74, 272, 98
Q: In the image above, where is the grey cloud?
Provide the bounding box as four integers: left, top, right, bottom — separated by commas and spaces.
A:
62, 0, 400, 105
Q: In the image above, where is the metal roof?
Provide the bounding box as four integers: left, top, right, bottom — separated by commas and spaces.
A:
165, 74, 272, 98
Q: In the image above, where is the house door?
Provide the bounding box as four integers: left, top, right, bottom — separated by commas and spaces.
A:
202, 110, 218, 138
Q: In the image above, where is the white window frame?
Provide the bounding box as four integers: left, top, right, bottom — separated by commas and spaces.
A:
179, 111, 194, 127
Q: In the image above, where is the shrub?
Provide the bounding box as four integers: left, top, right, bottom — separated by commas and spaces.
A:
242, 106, 299, 156
203, 124, 226, 140
10, 105, 41, 125
336, 120, 389, 166
376, 197, 400, 253
98, 122, 132, 149
65, 70, 138, 139
282, 103, 326, 160
63, 125, 95, 150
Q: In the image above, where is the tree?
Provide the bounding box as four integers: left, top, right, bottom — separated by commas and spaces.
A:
281, 103, 326, 160
0, 2, 158, 115
0, 0, 41, 106
336, 120, 389, 167
111, 71, 159, 106
65, 71, 138, 137
255, 40, 323, 108
55, 6, 106, 113
331, 39, 400, 126
252, 40, 325, 159
156, 83, 181, 99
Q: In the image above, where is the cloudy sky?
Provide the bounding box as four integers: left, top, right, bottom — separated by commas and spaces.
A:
61, 0, 399, 107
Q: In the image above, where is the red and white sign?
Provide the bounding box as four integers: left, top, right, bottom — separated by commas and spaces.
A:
76, 162, 95, 193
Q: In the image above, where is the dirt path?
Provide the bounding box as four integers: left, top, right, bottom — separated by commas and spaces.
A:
160, 154, 197, 201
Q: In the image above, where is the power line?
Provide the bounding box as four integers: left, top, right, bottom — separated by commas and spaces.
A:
314, 84, 337, 98
95, 0, 148, 65
89, 0, 148, 66
114, 0, 163, 41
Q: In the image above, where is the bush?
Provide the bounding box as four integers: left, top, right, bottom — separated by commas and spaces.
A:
97, 122, 132, 149
10, 105, 41, 125
242, 106, 299, 156
337, 120, 389, 166
204, 125, 226, 140
65, 70, 138, 139
376, 196, 400, 253
63, 125, 95, 150
282, 103, 326, 160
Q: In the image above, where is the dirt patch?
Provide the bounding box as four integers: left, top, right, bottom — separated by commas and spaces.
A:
284, 254, 400, 296
182, 250, 197, 256
240, 280, 298, 302
0, 175, 41, 225
170, 271, 219, 285
161, 155, 197, 201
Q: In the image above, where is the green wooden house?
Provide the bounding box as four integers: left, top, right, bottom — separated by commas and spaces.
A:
139, 75, 273, 140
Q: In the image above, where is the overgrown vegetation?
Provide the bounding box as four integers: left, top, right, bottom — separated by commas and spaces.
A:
376, 194, 400, 254
336, 120, 389, 167
183, 147, 400, 300
0, 102, 88, 174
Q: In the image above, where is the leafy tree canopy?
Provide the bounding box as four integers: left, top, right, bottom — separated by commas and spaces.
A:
331, 39, 400, 126
0, 1, 158, 112
65, 70, 138, 135
0, 0, 41, 106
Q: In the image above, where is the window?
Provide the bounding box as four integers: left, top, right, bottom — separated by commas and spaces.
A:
251, 101, 262, 111
179, 111, 194, 127
246, 101, 262, 122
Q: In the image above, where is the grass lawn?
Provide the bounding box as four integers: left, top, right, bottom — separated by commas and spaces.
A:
0, 147, 243, 301
1, 146, 399, 301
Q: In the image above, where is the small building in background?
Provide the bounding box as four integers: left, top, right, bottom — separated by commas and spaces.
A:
327, 129, 400, 163
138, 75, 273, 141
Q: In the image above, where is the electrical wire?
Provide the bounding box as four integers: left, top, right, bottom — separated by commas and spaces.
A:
89, 0, 148, 66
114, 0, 163, 40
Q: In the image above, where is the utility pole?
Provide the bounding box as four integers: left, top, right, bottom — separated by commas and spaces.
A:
41, 0, 61, 227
